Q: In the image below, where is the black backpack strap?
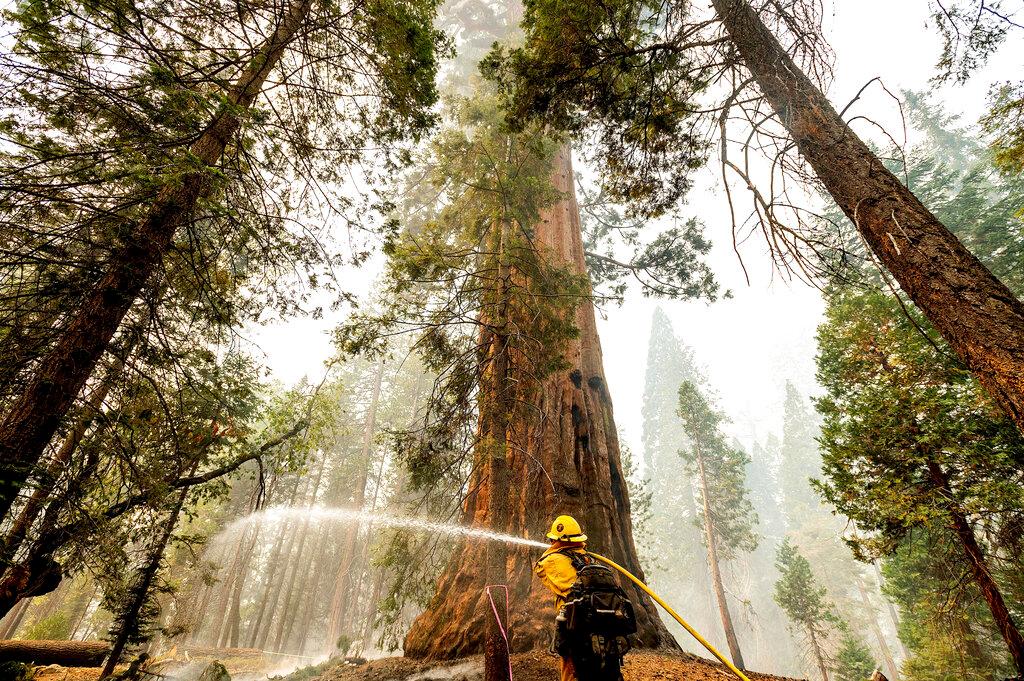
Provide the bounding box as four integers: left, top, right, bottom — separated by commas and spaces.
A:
558, 548, 591, 572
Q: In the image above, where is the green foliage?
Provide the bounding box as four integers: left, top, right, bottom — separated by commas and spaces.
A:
577, 179, 721, 302
814, 93, 1024, 679
482, 0, 713, 217
815, 285, 1024, 558
815, 92, 1024, 559
0, 662, 33, 681
883, 531, 1012, 681
834, 628, 877, 681
774, 538, 838, 633
778, 382, 823, 520
928, 0, 1015, 84
22, 611, 71, 640
983, 82, 1024, 176
676, 381, 759, 558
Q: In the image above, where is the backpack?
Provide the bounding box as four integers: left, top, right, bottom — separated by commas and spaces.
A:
554, 555, 637, 680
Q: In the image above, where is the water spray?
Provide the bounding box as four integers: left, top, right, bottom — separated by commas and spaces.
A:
218, 507, 751, 681
218, 506, 550, 550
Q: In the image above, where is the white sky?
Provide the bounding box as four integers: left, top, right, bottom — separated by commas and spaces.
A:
249, 0, 1022, 458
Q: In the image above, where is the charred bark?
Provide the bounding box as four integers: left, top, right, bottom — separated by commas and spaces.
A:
0, 0, 315, 523
712, 0, 1024, 434
404, 148, 676, 658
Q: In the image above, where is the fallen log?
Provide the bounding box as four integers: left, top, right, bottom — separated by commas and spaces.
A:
0, 639, 110, 666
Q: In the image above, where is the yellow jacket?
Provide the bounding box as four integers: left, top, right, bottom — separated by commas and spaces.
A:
534, 542, 588, 609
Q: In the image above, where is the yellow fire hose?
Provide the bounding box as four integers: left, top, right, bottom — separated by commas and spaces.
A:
587, 552, 752, 681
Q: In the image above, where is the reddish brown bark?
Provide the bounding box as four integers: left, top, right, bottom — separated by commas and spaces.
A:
0, 639, 110, 666
0, 0, 315, 523
403, 147, 676, 658
926, 462, 1024, 674
712, 0, 1024, 435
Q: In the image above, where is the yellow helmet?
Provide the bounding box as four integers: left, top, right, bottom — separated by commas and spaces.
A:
546, 515, 587, 543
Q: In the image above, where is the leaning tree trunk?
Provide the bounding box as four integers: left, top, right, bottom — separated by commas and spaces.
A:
856, 578, 899, 680
926, 461, 1024, 674
695, 440, 745, 670
0, 0, 315, 524
404, 147, 677, 658
807, 626, 830, 681
0, 639, 110, 667
712, 0, 1024, 434
100, 486, 189, 678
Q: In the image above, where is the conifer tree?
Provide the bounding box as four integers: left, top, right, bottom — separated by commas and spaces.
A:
834, 629, 877, 681
488, 0, 1024, 435
778, 383, 822, 520
813, 94, 1024, 673
639, 309, 716, 650
0, 0, 446, 522
677, 380, 759, 670
774, 538, 838, 681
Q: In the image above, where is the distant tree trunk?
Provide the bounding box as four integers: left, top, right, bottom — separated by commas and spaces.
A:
872, 562, 909, 660
255, 519, 303, 650
325, 360, 384, 652
271, 521, 313, 652
70, 583, 100, 640
807, 625, 830, 681
712, 0, 1024, 434
694, 437, 745, 671
0, 598, 31, 639
0, 0, 316, 525
404, 147, 675, 658
247, 482, 302, 648
279, 460, 329, 654
283, 524, 327, 654
926, 461, 1024, 674
857, 578, 899, 680
360, 568, 387, 652
218, 524, 260, 649
100, 486, 189, 678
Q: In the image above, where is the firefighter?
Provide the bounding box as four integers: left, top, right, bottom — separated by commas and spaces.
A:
534, 514, 590, 681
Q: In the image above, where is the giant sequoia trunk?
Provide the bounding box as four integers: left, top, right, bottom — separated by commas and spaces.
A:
0, 0, 315, 524
712, 0, 1024, 434
403, 147, 676, 658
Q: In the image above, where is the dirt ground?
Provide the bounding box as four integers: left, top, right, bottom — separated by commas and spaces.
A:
26, 650, 804, 681
288, 650, 804, 681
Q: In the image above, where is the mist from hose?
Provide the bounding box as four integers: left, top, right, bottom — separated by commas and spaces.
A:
217, 506, 550, 550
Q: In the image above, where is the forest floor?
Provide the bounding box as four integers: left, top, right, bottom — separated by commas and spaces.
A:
25, 649, 804, 681
280, 650, 804, 681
